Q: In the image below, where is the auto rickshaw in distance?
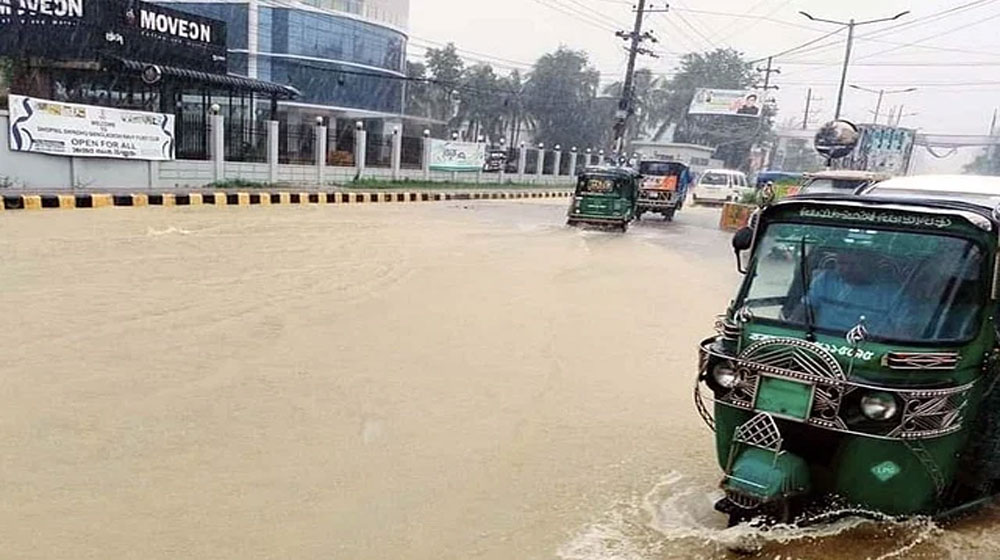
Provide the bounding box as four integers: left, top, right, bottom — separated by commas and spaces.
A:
636, 160, 692, 221
567, 166, 640, 232
697, 174, 1000, 527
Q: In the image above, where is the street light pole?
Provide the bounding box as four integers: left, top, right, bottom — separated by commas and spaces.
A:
835, 19, 855, 120
800, 10, 910, 120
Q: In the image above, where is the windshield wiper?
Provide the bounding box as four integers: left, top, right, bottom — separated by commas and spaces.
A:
799, 236, 817, 342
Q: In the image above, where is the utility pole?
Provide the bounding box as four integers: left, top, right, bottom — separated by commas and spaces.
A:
802, 88, 813, 130
757, 57, 781, 92
612, 1, 669, 156
800, 10, 910, 120
801, 89, 824, 130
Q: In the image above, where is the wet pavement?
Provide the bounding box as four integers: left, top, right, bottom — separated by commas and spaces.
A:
2, 199, 999, 559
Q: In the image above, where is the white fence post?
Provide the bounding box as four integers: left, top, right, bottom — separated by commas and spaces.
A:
569, 147, 578, 179
422, 130, 431, 180
209, 113, 224, 181
391, 126, 402, 181
315, 120, 327, 186
517, 142, 527, 183
354, 121, 366, 179
267, 120, 279, 183
553, 145, 562, 178
535, 143, 544, 181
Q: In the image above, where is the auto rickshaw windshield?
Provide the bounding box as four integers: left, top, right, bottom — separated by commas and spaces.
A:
740, 222, 987, 344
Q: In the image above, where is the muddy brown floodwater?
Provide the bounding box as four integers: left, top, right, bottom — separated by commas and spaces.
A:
2, 199, 1000, 560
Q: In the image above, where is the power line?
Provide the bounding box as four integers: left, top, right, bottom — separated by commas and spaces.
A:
772, 0, 1000, 61
529, 0, 619, 32
852, 10, 1000, 63
668, 7, 826, 32
749, 28, 844, 64
706, 0, 773, 44
719, 0, 793, 45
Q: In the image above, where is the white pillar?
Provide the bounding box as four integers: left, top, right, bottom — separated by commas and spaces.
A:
354, 122, 366, 179
422, 131, 431, 180
315, 123, 327, 185
517, 143, 527, 182
210, 113, 224, 181
391, 127, 402, 181
267, 120, 279, 183
553, 145, 562, 177
569, 149, 578, 178
536, 144, 544, 180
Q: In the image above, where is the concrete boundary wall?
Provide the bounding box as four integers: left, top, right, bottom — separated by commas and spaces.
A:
2, 111, 579, 190
0, 190, 574, 211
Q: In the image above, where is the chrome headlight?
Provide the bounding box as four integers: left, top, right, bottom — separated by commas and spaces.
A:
712, 363, 739, 389
861, 392, 899, 420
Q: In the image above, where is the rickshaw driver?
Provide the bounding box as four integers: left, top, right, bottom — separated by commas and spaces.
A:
801, 249, 897, 334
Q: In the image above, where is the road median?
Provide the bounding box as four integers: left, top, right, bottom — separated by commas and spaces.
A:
0, 189, 573, 212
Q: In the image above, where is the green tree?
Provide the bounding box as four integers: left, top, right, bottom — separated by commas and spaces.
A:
404, 60, 431, 119
602, 68, 670, 144
523, 47, 604, 149
456, 63, 504, 140
498, 70, 526, 145
424, 43, 464, 123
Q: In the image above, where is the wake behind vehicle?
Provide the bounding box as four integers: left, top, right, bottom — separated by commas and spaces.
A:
697, 175, 1000, 526
636, 160, 692, 221
567, 166, 640, 232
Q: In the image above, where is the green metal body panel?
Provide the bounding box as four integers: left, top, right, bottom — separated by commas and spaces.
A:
706, 196, 1000, 517
570, 194, 635, 222
568, 168, 639, 225
726, 447, 811, 500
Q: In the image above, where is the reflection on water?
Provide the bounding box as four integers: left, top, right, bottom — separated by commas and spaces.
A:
559, 472, 951, 560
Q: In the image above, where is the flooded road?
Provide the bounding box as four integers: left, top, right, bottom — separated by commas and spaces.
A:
2, 199, 999, 559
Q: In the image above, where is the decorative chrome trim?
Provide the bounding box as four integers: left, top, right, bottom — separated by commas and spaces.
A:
884, 352, 960, 370
733, 412, 783, 451
697, 336, 975, 441
713, 314, 741, 341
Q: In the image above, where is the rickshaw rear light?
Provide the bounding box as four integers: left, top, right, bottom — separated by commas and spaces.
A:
860, 392, 899, 420
712, 363, 739, 389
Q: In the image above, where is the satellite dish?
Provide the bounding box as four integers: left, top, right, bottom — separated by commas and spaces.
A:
814, 120, 860, 160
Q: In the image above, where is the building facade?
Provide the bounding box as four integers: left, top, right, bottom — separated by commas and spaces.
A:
158, 0, 409, 126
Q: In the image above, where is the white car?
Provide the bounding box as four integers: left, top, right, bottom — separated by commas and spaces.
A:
692, 169, 751, 204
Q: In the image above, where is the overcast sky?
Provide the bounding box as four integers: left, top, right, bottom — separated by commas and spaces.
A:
407, 0, 1000, 172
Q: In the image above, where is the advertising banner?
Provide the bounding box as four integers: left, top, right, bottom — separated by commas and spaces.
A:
429, 139, 486, 172
689, 89, 762, 118
840, 125, 916, 175
0, 0, 227, 73
8, 95, 175, 160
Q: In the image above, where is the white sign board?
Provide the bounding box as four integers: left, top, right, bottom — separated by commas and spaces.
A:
688, 88, 762, 118
8, 95, 175, 160
428, 139, 486, 172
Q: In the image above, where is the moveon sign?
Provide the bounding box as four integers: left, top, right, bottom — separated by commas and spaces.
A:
0, 0, 83, 17
140, 8, 211, 42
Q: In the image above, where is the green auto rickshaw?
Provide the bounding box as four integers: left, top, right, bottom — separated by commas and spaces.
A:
567, 166, 640, 232
697, 176, 1000, 526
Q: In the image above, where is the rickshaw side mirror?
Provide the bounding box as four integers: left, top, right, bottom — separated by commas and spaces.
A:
732, 227, 754, 274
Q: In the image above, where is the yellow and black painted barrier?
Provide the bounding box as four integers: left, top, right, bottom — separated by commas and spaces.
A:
0, 190, 573, 212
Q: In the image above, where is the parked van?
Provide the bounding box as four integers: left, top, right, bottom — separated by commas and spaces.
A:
692, 169, 750, 204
